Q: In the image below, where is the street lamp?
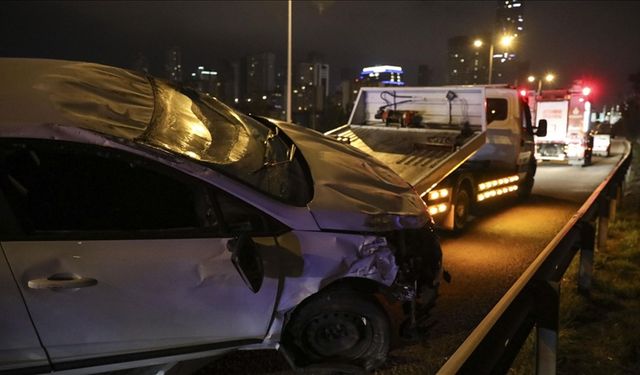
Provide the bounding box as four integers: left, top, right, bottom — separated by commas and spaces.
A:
473, 34, 514, 84
286, 0, 292, 123
528, 73, 555, 94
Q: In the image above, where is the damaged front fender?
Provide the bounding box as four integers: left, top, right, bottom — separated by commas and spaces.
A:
261, 230, 402, 344
275, 231, 400, 312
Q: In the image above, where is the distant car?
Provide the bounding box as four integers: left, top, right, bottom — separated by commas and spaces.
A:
590, 122, 612, 157
0, 58, 443, 374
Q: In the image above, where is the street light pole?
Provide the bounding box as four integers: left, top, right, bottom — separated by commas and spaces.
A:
537, 79, 542, 94
286, 0, 292, 123
530, 73, 555, 95
488, 43, 494, 85
475, 35, 512, 85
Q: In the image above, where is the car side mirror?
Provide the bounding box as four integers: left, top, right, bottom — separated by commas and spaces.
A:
229, 234, 264, 293
536, 119, 548, 137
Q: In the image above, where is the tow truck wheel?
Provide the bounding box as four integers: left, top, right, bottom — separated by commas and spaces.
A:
283, 289, 390, 371
518, 160, 536, 201
453, 186, 471, 232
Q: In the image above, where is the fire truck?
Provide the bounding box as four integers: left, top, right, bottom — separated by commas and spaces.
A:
528, 82, 593, 166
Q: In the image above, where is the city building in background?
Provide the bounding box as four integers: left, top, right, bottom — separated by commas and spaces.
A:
496, 0, 524, 37
164, 46, 183, 83
335, 79, 355, 112
447, 35, 489, 84
447, 0, 525, 85
292, 59, 330, 129
417, 64, 433, 86
189, 66, 222, 98
131, 52, 150, 74
244, 52, 276, 102
230, 61, 242, 106
492, 0, 524, 83
271, 68, 285, 119
233, 52, 285, 120
335, 67, 359, 113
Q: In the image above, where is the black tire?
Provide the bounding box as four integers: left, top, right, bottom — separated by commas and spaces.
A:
518, 172, 534, 200
453, 186, 471, 232
283, 289, 390, 371
518, 161, 536, 201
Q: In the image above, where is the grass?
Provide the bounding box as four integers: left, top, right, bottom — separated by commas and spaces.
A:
510, 139, 640, 375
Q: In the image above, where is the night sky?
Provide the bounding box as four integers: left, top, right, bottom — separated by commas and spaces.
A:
2, 0, 640, 106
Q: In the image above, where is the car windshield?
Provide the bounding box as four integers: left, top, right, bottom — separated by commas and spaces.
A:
139, 80, 311, 205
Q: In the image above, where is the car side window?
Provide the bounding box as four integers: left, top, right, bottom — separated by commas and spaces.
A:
487, 98, 508, 124
0, 140, 218, 238
214, 189, 288, 236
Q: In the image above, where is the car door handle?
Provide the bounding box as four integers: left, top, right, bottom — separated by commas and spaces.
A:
28, 274, 98, 290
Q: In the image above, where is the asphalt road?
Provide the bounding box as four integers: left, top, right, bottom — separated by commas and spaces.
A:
376, 139, 629, 374
201, 140, 628, 375
436, 142, 628, 335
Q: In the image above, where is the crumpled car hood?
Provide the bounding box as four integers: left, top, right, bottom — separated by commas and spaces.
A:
270, 120, 429, 232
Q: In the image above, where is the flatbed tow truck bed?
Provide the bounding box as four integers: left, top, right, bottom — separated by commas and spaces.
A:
326, 87, 487, 197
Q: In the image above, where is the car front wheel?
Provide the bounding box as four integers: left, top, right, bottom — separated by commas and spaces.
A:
283, 289, 390, 371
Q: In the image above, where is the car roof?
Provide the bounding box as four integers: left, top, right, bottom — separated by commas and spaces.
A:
0, 58, 154, 140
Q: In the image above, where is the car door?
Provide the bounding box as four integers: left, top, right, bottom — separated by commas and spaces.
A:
0, 237, 50, 373
0, 139, 281, 370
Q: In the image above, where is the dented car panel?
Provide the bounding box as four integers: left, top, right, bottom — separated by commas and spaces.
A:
2, 238, 280, 362
273, 231, 399, 314
0, 58, 442, 374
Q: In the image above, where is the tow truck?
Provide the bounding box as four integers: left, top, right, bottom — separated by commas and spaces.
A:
326, 85, 547, 231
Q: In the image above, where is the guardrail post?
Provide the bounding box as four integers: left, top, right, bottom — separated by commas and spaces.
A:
534, 281, 560, 375
610, 183, 620, 222
596, 194, 610, 253
578, 222, 596, 294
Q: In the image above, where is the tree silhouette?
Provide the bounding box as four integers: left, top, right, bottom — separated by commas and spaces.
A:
631, 71, 640, 95
620, 70, 640, 139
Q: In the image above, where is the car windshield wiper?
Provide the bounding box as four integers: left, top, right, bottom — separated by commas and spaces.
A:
252, 128, 297, 174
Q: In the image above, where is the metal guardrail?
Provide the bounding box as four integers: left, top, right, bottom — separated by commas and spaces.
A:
437, 140, 634, 375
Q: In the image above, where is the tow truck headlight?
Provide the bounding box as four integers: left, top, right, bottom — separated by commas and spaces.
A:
425, 188, 450, 216
427, 188, 450, 201
427, 203, 449, 216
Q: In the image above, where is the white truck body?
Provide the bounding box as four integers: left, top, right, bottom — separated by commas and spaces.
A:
327, 86, 542, 231
331, 86, 487, 196
531, 85, 593, 165
537, 101, 570, 143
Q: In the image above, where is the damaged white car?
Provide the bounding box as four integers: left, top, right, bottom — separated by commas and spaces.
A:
0, 58, 443, 374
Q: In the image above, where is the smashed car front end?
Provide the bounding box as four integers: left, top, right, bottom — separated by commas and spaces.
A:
254, 119, 444, 348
